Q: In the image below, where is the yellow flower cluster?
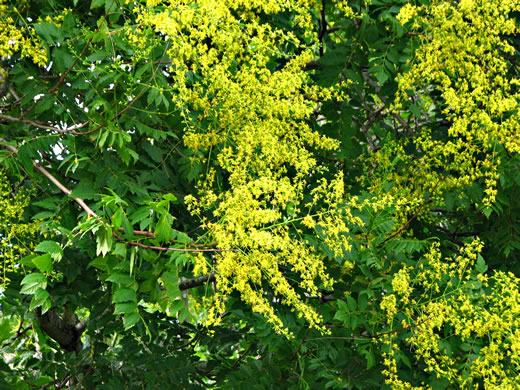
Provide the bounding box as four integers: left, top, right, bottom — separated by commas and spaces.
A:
131, 0, 361, 333
0, 1, 47, 66
382, 240, 520, 388
0, 171, 40, 286
390, 0, 520, 210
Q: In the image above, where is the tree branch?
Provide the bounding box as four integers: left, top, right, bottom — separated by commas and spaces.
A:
0, 114, 89, 133
318, 0, 328, 57
178, 272, 216, 290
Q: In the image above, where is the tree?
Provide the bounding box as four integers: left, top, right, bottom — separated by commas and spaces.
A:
1, 0, 520, 388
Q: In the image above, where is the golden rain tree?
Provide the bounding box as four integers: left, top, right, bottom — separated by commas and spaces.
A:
1, 0, 520, 388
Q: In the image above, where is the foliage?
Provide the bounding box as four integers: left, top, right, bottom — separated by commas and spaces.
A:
1, 0, 520, 388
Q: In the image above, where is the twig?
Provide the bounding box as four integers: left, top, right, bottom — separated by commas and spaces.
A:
230, 344, 254, 370
380, 187, 438, 246
122, 228, 218, 247
318, 0, 328, 57
114, 232, 236, 253
0, 114, 89, 133
291, 327, 311, 360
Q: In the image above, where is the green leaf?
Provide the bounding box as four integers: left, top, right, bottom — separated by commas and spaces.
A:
155, 215, 172, 242
112, 288, 136, 303
34, 241, 63, 261
475, 255, 488, 274
70, 181, 99, 199
346, 295, 357, 311
34, 22, 63, 45
143, 142, 163, 163
163, 193, 177, 202
34, 95, 55, 114
147, 88, 160, 105
88, 257, 108, 271
361, 349, 376, 370
398, 351, 412, 369
172, 299, 185, 313
20, 273, 47, 295
107, 272, 134, 285
18, 143, 34, 175
124, 312, 140, 329
114, 301, 137, 314
112, 207, 123, 230
162, 271, 180, 299
29, 288, 50, 311
130, 206, 151, 225
91, 0, 105, 8
113, 242, 127, 258
31, 254, 53, 273
31, 211, 56, 220
20, 254, 38, 267
96, 228, 113, 257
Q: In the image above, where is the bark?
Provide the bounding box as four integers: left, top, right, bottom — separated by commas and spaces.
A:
178, 272, 216, 290
36, 308, 86, 353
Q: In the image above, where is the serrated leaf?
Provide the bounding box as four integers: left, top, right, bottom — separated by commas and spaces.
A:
20, 254, 38, 267
91, 0, 105, 8
70, 181, 99, 199
112, 288, 136, 303
96, 229, 113, 257
162, 271, 180, 299
88, 257, 108, 271
175, 231, 190, 244
107, 272, 134, 285
124, 312, 140, 329
130, 206, 151, 225
32, 254, 53, 273
33, 199, 58, 210
475, 255, 488, 274
31, 211, 56, 220
34, 241, 63, 261
29, 288, 50, 311
34, 22, 63, 45
172, 299, 185, 313
34, 95, 54, 114
346, 295, 357, 311
155, 215, 172, 242
20, 273, 47, 295
114, 302, 137, 314
18, 144, 34, 175
162, 193, 177, 202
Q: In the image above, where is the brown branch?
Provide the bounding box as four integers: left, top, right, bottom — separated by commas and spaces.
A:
318, 0, 327, 56
230, 344, 254, 371
435, 225, 478, 246
0, 114, 89, 133
178, 272, 216, 290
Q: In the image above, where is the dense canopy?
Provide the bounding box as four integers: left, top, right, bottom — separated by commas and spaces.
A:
1, 0, 520, 388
